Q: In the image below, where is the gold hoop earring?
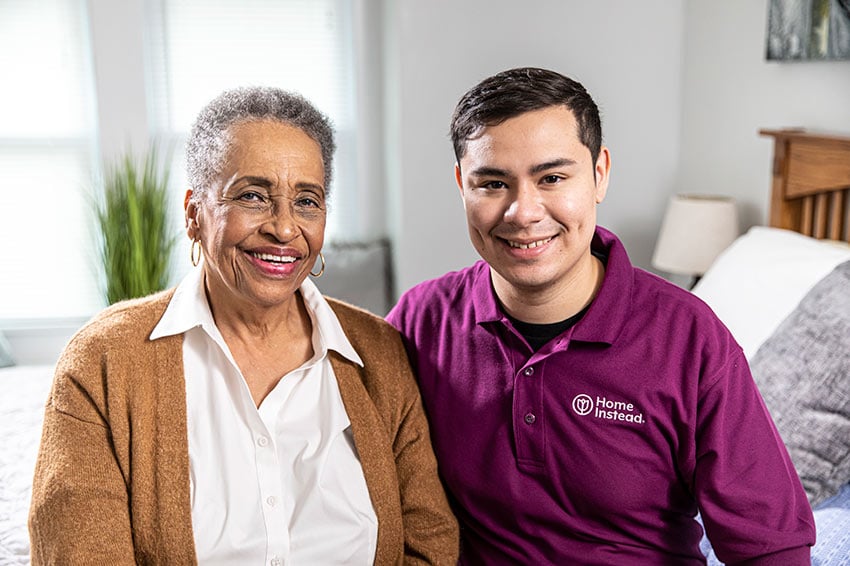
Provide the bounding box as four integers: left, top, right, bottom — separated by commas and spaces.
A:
191, 239, 202, 267
309, 252, 325, 278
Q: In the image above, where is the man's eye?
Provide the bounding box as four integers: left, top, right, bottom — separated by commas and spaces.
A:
482, 180, 507, 189
542, 175, 563, 184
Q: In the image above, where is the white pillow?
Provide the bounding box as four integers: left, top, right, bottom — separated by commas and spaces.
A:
692, 226, 850, 360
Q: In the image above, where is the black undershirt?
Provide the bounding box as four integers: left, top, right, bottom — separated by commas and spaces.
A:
506, 305, 590, 351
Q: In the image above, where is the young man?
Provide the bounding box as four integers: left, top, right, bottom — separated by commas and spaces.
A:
387, 67, 815, 564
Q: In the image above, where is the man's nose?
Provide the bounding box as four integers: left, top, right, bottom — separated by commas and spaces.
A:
504, 182, 545, 226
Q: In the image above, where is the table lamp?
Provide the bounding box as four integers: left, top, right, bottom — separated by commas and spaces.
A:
651, 194, 739, 287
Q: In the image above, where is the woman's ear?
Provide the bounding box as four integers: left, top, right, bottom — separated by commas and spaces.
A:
184, 189, 199, 238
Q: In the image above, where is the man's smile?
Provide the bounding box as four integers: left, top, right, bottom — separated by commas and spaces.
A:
504, 236, 554, 250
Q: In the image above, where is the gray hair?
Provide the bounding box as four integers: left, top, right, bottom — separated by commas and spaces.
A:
185, 86, 336, 202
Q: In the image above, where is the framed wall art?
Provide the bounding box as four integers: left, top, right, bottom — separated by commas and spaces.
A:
766, 0, 850, 60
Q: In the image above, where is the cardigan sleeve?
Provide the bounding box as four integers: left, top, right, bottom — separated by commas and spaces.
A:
389, 343, 460, 565
28, 363, 137, 565
316, 299, 459, 564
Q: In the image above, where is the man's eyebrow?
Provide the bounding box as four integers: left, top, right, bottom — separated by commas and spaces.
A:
529, 158, 577, 175
468, 166, 509, 178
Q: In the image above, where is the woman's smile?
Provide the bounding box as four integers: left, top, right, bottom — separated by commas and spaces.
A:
243, 246, 303, 277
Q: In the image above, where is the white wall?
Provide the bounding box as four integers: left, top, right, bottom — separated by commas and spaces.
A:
87, 0, 150, 162
10, 0, 850, 363
678, 0, 850, 230
383, 0, 687, 296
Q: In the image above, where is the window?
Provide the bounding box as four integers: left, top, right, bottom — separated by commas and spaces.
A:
0, 0, 100, 320
0, 0, 366, 324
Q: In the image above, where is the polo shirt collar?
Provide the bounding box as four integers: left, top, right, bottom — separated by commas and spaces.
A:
470, 260, 503, 325
150, 265, 363, 366
469, 226, 634, 345
571, 226, 634, 345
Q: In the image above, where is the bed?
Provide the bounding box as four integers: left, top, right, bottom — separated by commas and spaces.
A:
695, 129, 850, 564
0, 365, 52, 565
1, 130, 849, 564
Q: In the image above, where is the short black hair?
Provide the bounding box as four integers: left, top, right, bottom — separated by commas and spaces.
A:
450, 67, 602, 164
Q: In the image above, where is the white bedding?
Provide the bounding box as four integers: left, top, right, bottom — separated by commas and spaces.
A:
0, 365, 53, 565
692, 226, 850, 359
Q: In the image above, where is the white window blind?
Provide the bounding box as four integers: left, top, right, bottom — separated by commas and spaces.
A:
146, 0, 358, 252
0, 0, 100, 320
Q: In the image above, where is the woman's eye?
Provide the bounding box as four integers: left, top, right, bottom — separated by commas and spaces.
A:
238, 191, 265, 202
296, 197, 321, 208
295, 190, 325, 208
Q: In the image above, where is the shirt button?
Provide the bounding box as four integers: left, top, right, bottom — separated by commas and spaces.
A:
266, 495, 277, 507
523, 367, 534, 376
270, 558, 282, 566
257, 436, 269, 447
524, 413, 536, 424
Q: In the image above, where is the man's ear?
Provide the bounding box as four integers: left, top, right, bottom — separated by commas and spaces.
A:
455, 163, 464, 197
594, 147, 611, 204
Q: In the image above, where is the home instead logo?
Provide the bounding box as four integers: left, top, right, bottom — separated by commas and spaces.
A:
572, 394, 645, 424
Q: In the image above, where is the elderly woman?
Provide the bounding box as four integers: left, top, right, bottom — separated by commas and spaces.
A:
29, 87, 458, 565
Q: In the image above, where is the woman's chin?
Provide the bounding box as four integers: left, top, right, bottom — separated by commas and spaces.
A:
238, 284, 304, 311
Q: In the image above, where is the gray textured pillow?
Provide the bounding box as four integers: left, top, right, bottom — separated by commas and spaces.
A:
750, 259, 850, 507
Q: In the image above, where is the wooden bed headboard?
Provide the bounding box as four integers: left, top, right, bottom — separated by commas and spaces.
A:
760, 129, 850, 243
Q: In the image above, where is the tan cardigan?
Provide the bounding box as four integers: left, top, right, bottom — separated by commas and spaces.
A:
29, 290, 458, 565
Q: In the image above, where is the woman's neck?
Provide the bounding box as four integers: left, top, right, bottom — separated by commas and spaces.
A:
204, 279, 315, 407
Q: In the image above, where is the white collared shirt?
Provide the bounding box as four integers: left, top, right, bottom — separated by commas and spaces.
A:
151, 266, 378, 565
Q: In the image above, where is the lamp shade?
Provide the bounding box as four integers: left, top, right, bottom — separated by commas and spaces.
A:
651, 194, 739, 276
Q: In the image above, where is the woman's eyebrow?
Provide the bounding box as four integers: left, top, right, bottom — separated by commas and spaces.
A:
231, 175, 273, 188
228, 176, 325, 196
294, 181, 326, 195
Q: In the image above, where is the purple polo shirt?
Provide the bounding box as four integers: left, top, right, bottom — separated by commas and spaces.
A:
387, 227, 815, 565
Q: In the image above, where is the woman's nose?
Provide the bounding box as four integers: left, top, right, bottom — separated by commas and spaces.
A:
260, 201, 299, 241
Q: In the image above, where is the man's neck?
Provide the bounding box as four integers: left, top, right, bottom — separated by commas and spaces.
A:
493, 253, 605, 324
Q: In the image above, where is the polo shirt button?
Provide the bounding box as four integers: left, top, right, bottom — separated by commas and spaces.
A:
257, 436, 269, 447
523, 367, 534, 376
524, 413, 536, 424
266, 496, 277, 506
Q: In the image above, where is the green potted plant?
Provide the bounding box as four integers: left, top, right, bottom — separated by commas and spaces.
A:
93, 147, 177, 305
